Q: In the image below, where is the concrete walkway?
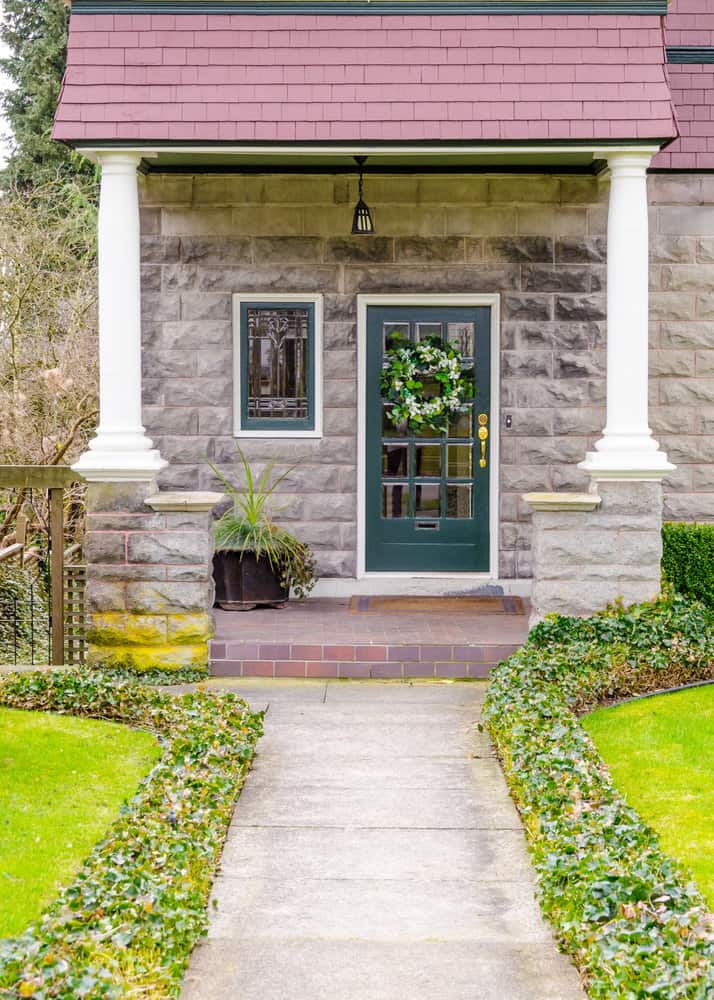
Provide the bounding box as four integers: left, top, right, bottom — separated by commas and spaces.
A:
181, 680, 583, 1000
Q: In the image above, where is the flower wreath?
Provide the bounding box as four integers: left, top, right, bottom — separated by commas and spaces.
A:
380, 335, 474, 434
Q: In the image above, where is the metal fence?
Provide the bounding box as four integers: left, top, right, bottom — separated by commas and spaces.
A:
0, 466, 87, 667
0, 544, 87, 667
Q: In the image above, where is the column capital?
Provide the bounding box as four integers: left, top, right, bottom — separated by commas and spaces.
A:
605, 150, 653, 176
96, 150, 144, 173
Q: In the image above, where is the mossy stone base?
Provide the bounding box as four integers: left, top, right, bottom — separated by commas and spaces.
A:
86, 612, 213, 674
85, 485, 220, 676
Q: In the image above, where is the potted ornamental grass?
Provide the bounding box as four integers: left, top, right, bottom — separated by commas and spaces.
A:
206, 447, 318, 611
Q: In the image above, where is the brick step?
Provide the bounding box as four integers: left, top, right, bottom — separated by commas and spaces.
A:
209, 641, 521, 679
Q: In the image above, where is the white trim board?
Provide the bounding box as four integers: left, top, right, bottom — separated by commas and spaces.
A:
232, 292, 323, 439
356, 293, 501, 581
312, 576, 531, 598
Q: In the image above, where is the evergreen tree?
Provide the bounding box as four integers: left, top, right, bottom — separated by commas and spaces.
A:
1, 0, 93, 185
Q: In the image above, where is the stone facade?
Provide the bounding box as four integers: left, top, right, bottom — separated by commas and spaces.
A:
139, 171, 712, 581
84, 482, 217, 671
527, 482, 664, 624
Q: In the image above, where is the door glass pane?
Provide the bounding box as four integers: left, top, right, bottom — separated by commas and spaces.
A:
447, 445, 472, 478
416, 423, 441, 439
415, 322, 442, 342
446, 321, 474, 356
449, 407, 472, 438
415, 444, 441, 477
382, 405, 408, 437
246, 307, 309, 419
414, 484, 441, 518
382, 444, 408, 478
446, 484, 472, 518
383, 322, 410, 352
383, 483, 409, 518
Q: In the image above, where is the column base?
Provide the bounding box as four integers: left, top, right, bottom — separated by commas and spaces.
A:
73, 447, 167, 483
578, 450, 674, 481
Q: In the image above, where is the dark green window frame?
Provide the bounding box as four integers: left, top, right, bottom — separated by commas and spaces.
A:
237, 298, 318, 434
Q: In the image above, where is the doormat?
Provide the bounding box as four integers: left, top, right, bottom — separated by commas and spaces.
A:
350, 595, 525, 614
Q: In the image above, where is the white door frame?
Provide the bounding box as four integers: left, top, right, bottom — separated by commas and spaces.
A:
356, 293, 501, 580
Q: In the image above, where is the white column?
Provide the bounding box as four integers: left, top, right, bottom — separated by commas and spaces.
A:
579, 151, 673, 480
73, 151, 166, 481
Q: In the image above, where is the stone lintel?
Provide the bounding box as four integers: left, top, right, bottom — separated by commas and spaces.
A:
145, 491, 225, 512
523, 491, 602, 512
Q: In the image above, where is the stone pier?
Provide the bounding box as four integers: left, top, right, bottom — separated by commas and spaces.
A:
84, 484, 222, 673
525, 482, 664, 624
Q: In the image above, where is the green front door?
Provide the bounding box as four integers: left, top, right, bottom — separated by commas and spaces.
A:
365, 305, 492, 573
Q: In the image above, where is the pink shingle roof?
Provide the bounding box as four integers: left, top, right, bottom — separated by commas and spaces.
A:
53, 12, 676, 144
652, 0, 714, 169
663, 0, 714, 47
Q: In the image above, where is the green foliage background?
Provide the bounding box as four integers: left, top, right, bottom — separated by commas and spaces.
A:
1, 0, 93, 186
662, 521, 714, 609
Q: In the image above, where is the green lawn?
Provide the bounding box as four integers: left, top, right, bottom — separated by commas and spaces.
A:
583, 684, 714, 906
0, 707, 161, 938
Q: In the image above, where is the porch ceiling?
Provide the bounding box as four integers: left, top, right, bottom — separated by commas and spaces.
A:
135, 147, 603, 173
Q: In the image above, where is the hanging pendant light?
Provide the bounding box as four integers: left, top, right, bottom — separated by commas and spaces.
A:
351, 155, 375, 235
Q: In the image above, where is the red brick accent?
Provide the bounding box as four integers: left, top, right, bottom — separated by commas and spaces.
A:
275, 661, 307, 678
404, 663, 437, 678
387, 645, 420, 662
258, 644, 291, 660
306, 661, 339, 677
210, 640, 520, 678
292, 644, 324, 660
225, 643, 260, 659
435, 663, 473, 678
324, 645, 356, 662
354, 645, 388, 662
243, 660, 275, 677
338, 663, 371, 679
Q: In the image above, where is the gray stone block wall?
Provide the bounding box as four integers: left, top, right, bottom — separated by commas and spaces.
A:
528, 482, 664, 623
648, 173, 714, 523
138, 171, 711, 580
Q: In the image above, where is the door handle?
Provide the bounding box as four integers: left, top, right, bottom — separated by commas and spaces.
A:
478, 413, 489, 469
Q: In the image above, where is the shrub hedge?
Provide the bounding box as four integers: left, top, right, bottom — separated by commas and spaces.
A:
482, 595, 714, 999
0, 670, 263, 999
662, 521, 714, 609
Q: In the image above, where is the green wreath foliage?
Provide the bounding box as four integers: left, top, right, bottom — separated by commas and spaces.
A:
380, 335, 473, 434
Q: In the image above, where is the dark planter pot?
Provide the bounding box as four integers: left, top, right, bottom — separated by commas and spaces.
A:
213, 550, 289, 611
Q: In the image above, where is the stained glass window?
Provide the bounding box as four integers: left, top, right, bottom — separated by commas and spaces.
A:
237, 299, 318, 433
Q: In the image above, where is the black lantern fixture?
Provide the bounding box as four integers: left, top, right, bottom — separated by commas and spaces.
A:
351, 155, 375, 235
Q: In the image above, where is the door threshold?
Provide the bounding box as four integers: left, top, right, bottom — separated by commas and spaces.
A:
311, 577, 532, 598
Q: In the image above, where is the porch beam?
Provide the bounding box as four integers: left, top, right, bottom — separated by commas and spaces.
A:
73, 151, 166, 482
579, 150, 674, 481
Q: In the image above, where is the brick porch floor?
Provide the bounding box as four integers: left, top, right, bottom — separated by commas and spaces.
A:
210, 598, 530, 679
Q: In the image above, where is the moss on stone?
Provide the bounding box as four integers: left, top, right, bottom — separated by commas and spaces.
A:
167, 613, 213, 644
86, 613, 168, 647
86, 611, 212, 675
86, 643, 209, 673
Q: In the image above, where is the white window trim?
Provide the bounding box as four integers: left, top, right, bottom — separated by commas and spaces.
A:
356, 293, 501, 580
232, 292, 324, 439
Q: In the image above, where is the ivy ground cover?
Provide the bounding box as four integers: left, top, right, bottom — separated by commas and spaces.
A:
482, 595, 714, 998
0, 670, 263, 999
584, 685, 714, 908
0, 708, 160, 939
